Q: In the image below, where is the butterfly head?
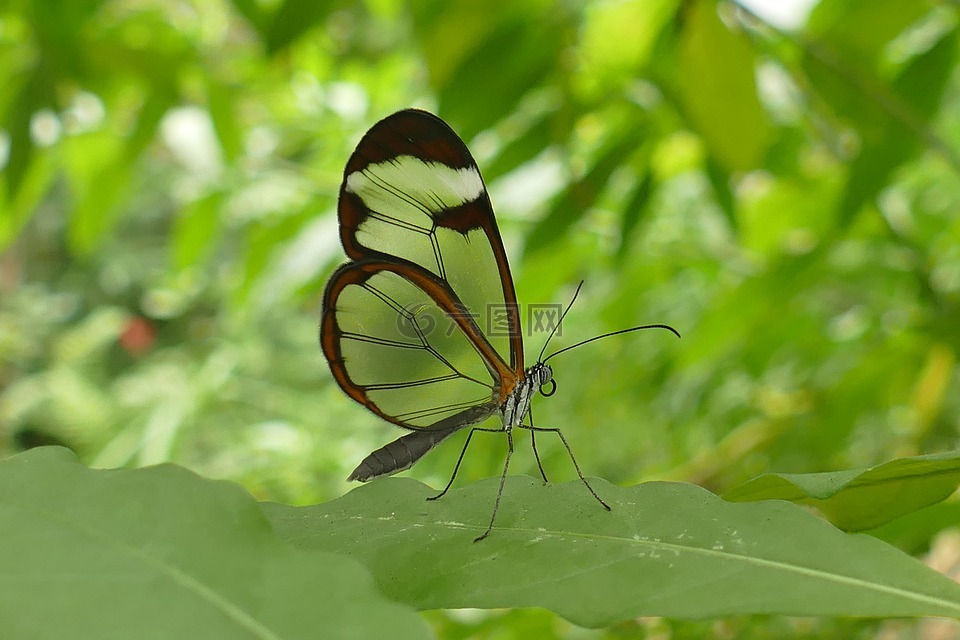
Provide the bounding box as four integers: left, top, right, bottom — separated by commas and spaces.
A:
528, 362, 556, 398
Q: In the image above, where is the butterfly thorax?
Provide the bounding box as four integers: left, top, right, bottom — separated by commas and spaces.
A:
500, 363, 553, 431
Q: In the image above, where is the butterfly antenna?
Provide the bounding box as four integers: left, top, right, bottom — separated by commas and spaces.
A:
537, 281, 585, 363
544, 323, 680, 363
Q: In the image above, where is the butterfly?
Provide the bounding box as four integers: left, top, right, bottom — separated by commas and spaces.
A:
320, 109, 678, 540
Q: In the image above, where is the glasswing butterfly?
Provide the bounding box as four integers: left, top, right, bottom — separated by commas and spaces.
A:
321, 109, 678, 540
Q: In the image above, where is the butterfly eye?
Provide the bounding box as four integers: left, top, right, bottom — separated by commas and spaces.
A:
540, 378, 557, 397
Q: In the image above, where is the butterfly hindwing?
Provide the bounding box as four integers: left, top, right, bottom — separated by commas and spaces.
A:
321, 258, 507, 431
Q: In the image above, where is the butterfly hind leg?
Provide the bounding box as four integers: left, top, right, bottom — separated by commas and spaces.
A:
425, 424, 512, 542
474, 428, 515, 542
526, 405, 549, 483
516, 423, 611, 511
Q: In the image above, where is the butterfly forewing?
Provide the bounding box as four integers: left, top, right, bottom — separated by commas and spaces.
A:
338, 110, 522, 373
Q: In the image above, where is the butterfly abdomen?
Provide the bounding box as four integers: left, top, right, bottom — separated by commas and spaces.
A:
347, 427, 462, 481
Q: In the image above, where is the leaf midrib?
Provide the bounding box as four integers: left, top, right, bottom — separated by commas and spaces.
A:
313, 514, 960, 615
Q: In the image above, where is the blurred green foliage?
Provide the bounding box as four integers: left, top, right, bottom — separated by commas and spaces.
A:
1, 0, 959, 636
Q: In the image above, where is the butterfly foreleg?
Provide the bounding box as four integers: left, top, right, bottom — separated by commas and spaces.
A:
516, 424, 611, 511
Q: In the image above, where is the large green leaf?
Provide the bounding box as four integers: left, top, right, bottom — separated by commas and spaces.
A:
724, 451, 960, 531
431, 18, 567, 140
801, 0, 957, 224
805, 0, 928, 67
66, 89, 174, 255
207, 76, 243, 164
482, 110, 563, 183
171, 190, 225, 271
0, 447, 429, 640
525, 123, 646, 253
0, 140, 56, 251
868, 501, 960, 555
575, 0, 680, 98
264, 475, 960, 627
229, 0, 269, 38
616, 165, 653, 261
676, 0, 772, 171
838, 29, 957, 225
3, 67, 54, 203
264, 0, 335, 55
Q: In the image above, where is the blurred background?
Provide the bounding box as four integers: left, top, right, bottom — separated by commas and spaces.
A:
1, 0, 959, 637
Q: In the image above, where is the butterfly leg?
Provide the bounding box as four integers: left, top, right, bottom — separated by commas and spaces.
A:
475, 428, 515, 542
518, 424, 611, 511
527, 406, 549, 483
428, 426, 503, 502
529, 431, 549, 483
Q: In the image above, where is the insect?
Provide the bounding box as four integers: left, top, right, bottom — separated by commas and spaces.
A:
320, 109, 678, 540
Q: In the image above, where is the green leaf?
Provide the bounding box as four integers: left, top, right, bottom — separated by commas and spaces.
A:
125, 89, 175, 161
66, 89, 174, 255
265, 0, 335, 55
615, 166, 653, 262
64, 134, 132, 256
677, 0, 772, 171
3, 67, 55, 201
207, 77, 243, 163
24, 0, 106, 81
704, 155, 736, 230
805, 0, 928, 66
0, 144, 56, 252
525, 125, 645, 253
0, 447, 429, 640
801, 1, 957, 225
265, 476, 960, 627
434, 20, 565, 140
234, 211, 309, 305
172, 191, 224, 271
837, 29, 957, 225
724, 451, 960, 531
483, 110, 562, 183
3, 91, 34, 203
577, 0, 680, 97
229, 0, 269, 38
867, 501, 960, 555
